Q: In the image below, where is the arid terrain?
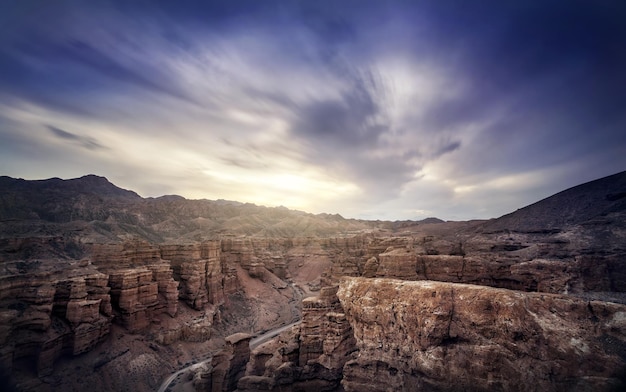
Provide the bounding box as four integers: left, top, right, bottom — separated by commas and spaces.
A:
1, 172, 625, 391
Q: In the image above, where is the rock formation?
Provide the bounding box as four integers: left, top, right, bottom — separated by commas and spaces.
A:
0, 233, 379, 389
193, 332, 252, 392
160, 242, 225, 309
2, 172, 626, 391
0, 259, 112, 378
236, 286, 355, 391
231, 171, 626, 391
337, 277, 626, 391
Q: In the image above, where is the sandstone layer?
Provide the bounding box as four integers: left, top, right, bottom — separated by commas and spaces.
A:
337, 277, 626, 392
0, 234, 374, 390
236, 285, 355, 392
0, 259, 112, 378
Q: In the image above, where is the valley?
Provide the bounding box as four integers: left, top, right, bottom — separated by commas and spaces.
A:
1, 172, 625, 391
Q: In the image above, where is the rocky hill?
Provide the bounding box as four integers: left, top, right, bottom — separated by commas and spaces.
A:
479, 170, 626, 233
0, 174, 384, 251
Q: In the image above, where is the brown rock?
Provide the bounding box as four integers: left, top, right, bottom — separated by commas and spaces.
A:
146, 263, 179, 317
238, 284, 354, 391
161, 242, 225, 309
65, 299, 101, 325
361, 256, 379, 278
85, 273, 113, 316
208, 332, 252, 392
337, 277, 626, 392
237, 375, 274, 391
108, 269, 162, 331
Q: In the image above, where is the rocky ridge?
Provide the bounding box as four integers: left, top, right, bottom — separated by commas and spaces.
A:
0, 175, 381, 244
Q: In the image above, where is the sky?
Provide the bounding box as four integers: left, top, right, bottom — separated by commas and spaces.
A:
1, 0, 625, 221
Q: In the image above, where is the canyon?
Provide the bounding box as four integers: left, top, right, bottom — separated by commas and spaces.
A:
1, 172, 625, 391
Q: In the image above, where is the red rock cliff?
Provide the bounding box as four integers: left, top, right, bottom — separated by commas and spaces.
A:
337, 277, 626, 392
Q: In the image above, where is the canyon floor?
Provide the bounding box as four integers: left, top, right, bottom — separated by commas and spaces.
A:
1, 172, 626, 391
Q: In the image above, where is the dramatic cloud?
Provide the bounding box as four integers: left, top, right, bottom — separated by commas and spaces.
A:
0, 0, 625, 220
47, 126, 108, 151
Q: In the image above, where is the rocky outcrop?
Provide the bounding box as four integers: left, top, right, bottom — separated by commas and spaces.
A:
371, 246, 620, 295
108, 268, 162, 331
89, 241, 162, 268
321, 236, 370, 282
147, 263, 179, 317
161, 242, 225, 309
238, 327, 302, 392
337, 277, 626, 392
298, 285, 355, 374
237, 285, 355, 391
3, 235, 371, 384
0, 260, 112, 377
89, 242, 181, 331
209, 226, 626, 391
2, 172, 626, 392
193, 333, 252, 392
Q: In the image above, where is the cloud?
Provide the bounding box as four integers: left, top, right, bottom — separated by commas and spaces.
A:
47, 125, 108, 151
219, 156, 269, 170
37, 39, 197, 105
291, 67, 386, 146
0, 1, 625, 220
287, 77, 414, 199
433, 140, 461, 158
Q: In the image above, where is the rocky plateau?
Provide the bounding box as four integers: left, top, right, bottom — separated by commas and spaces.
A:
1, 171, 625, 391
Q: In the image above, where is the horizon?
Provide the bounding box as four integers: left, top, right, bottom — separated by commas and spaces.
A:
5, 170, 623, 223
1, 1, 625, 221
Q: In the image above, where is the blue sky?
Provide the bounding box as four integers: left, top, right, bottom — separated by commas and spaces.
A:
1, 0, 625, 220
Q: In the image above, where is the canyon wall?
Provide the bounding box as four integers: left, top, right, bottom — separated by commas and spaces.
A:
237, 285, 355, 392
232, 229, 626, 391
373, 246, 626, 295
3, 229, 625, 390
0, 235, 369, 384
0, 259, 112, 378
3, 171, 625, 391
337, 277, 626, 392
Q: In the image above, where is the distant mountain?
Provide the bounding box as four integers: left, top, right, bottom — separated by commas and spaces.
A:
5, 171, 623, 247
481, 171, 626, 233
379, 217, 446, 231
418, 217, 446, 224
0, 174, 139, 222
0, 175, 380, 244
0, 174, 140, 200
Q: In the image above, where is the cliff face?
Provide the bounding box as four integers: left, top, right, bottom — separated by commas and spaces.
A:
0, 234, 375, 390
237, 285, 355, 392
234, 244, 626, 392
205, 333, 252, 392
160, 242, 225, 309
7, 228, 623, 390
0, 259, 112, 378
337, 277, 626, 392
231, 239, 382, 391
371, 224, 626, 296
